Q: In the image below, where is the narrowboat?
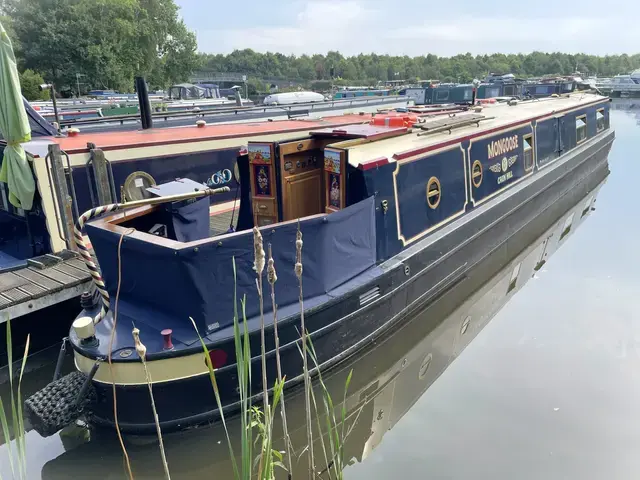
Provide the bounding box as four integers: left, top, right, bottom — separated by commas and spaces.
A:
522, 79, 575, 98
39, 173, 605, 475
333, 88, 391, 100
404, 84, 474, 105
26, 92, 614, 436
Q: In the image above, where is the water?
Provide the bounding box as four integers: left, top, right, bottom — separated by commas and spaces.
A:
1, 101, 637, 479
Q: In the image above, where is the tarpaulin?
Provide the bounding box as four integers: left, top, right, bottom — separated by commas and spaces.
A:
86, 196, 377, 344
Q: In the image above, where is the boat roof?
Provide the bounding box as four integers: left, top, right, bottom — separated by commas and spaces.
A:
46, 112, 375, 155
343, 93, 607, 167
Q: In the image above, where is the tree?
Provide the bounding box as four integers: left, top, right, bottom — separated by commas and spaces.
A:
19, 69, 50, 101
8, 0, 199, 91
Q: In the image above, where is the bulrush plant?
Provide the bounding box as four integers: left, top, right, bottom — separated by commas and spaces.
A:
190, 224, 355, 479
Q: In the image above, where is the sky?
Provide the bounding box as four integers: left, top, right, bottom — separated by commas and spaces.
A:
175, 0, 640, 57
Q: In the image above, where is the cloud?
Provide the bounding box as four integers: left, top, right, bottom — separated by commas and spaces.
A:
212, 0, 380, 55
182, 0, 640, 56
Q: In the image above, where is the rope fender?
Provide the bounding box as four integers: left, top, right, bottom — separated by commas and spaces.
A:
74, 204, 119, 324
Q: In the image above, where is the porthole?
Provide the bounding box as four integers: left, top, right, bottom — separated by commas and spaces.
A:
472, 160, 483, 188
426, 177, 441, 209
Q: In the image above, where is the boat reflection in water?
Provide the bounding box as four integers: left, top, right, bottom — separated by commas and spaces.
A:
40, 171, 607, 479
610, 98, 640, 125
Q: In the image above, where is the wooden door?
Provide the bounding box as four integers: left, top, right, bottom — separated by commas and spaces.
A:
284, 170, 322, 220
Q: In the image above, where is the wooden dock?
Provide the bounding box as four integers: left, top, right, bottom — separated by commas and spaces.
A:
0, 251, 91, 321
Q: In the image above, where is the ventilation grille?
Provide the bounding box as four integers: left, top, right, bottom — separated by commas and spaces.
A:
359, 286, 380, 307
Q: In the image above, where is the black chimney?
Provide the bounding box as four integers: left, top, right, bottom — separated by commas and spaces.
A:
135, 76, 153, 130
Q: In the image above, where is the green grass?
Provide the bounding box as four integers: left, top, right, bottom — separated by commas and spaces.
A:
0, 319, 30, 480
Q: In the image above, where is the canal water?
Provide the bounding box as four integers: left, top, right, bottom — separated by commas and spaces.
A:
1, 100, 638, 479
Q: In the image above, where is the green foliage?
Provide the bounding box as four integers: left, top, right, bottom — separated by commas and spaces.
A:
301, 336, 357, 480
0, 319, 31, 480
200, 49, 640, 84
18, 69, 49, 101
7, 0, 199, 92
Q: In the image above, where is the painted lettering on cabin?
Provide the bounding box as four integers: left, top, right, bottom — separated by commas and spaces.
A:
487, 135, 519, 159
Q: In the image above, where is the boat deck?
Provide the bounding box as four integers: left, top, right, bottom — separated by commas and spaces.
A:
39, 112, 380, 156
344, 93, 606, 166
209, 203, 238, 236
0, 251, 91, 321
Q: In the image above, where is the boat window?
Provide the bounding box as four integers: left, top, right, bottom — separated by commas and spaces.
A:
462, 89, 472, 100
576, 115, 587, 143
596, 109, 605, 132
523, 134, 534, 171
581, 196, 593, 217
472, 160, 483, 187
426, 177, 441, 209
504, 85, 516, 96
486, 87, 500, 98
435, 90, 449, 101
507, 262, 521, 293
560, 212, 575, 240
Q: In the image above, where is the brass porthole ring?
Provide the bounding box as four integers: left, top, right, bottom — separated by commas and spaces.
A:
426, 176, 441, 209
472, 160, 483, 188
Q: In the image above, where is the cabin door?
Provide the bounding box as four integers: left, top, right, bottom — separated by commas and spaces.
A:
277, 138, 336, 221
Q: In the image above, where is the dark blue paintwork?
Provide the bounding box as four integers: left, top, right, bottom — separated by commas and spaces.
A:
393, 146, 467, 242
359, 99, 611, 263
469, 124, 533, 204
71, 148, 240, 214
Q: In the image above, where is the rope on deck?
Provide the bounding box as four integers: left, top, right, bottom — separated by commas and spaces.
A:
74, 204, 119, 324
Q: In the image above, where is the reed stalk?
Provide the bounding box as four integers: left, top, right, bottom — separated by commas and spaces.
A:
131, 327, 170, 480
267, 244, 293, 475
294, 336, 355, 480
305, 339, 353, 480
191, 316, 242, 480
0, 319, 30, 480
294, 223, 315, 477
253, 226, 270, 477
252, 378, 286, 480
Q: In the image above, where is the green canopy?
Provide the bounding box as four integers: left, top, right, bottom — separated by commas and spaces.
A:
0, 21, 34, 210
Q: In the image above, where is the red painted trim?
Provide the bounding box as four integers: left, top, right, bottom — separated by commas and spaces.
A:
393, 98, 608, 161
358, 157, 389, 170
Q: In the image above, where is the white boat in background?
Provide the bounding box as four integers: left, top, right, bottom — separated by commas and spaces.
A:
262, 91, 327, 105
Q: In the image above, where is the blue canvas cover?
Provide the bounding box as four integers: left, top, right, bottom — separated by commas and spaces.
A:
86, 196, 377, 344
147, 178, 210, 242
162, 198, 210, 242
